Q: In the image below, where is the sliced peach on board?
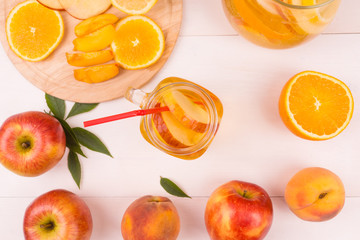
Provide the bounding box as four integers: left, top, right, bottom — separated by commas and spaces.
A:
74, 63, 119, 83
153, 103, 205, 147
59, 0, 111, 20
37, 0, 64, 10
75, 13, 119, 37
73, 24, 115, 52
163, 90, 210, 133
66, 50, 113, 67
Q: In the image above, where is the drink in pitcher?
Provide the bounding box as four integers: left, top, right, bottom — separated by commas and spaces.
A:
222, 0, 341, 48
125, 77, 223, 160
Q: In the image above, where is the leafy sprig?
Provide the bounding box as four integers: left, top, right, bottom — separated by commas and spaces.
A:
45, 93, 112, 188
160, 177, 191, 198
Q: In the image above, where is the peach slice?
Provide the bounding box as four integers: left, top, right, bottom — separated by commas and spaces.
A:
152, 111, 187, 148
59, 0, 111, 20
37, 0, 64, 10
75, 13, 118, 37
153, 102, 205, 147
66, 50, 113, 67
74, 63, 119, 83
73, 24, 115, 52
163, 90, 210, 133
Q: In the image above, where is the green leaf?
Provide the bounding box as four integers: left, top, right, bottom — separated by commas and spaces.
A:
55, 117, 86, 158
68, 151, 81, 189
45, 94, 66, 119
72, 127, 113, 158
160, 177, 191, 198
66, 103, 99, 119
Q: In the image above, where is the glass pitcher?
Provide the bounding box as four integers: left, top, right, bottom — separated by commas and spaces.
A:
222, 0, 341, 48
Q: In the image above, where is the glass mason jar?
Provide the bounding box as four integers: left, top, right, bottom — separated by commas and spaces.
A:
125, 77, 223, 160
222, 0, 341, 48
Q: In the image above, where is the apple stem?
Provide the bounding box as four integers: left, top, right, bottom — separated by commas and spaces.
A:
319, 192, 328, 199
243, 190, 248, 198
21, 141, 31, 149
40, 222, 54, 231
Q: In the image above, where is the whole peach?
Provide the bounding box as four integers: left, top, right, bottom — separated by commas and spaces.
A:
121, 195, 180, 240
285, 167, 345, 221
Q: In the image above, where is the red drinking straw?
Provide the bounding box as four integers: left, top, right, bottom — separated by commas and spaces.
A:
83, 106, 169, 127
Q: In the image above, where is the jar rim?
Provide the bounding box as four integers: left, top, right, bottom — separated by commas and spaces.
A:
142, 82, 219, 157
272, 0, 336, 9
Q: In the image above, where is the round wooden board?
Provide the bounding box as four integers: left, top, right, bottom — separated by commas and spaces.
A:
0, 0, 182, 103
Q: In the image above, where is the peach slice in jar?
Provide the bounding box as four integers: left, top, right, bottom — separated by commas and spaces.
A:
74, 13, 119, 37
163, 90, 210, 133
74, 63, 119, 83
66, 50, 113, 67
152, 102, 205, 148
73, 24, 115, 52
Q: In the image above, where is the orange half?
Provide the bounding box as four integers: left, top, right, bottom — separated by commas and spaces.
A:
111, 15, 165, 70
6, 0, 64, 62
111, 0, 158, 15
279, 71, 354, 140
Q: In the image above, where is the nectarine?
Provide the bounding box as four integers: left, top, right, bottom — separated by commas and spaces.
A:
121, 195, 180, 240
285, 167, 345, 222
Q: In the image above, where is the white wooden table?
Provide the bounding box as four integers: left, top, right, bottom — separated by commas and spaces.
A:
0, 0, 359, 239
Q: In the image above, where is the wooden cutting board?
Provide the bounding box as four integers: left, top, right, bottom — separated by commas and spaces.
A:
0, 0, 182, 103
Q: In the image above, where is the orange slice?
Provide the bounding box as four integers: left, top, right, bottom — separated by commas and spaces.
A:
6, 0, 64, 62
111, 0, 158, 15
279, 71, 353, 140
111, 15, 165, 70
285, 0, 340, 34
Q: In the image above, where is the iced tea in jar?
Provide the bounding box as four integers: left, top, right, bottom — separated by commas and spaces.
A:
222, 0, 341, 48
125, 77, 223, 160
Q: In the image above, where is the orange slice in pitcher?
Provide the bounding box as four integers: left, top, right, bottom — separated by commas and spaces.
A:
285, 0, 339, 33
231, 0, 296, 41
279, 71, 354, 140
6, 0, 64, 62
111, 0, 158, 15
111, 15, 165, 70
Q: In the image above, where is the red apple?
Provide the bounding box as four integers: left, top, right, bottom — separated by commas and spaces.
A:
0, 111, 66, 177
205, 180, 273, 240
121, 195, 180, 240
24, 189, 93, 240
